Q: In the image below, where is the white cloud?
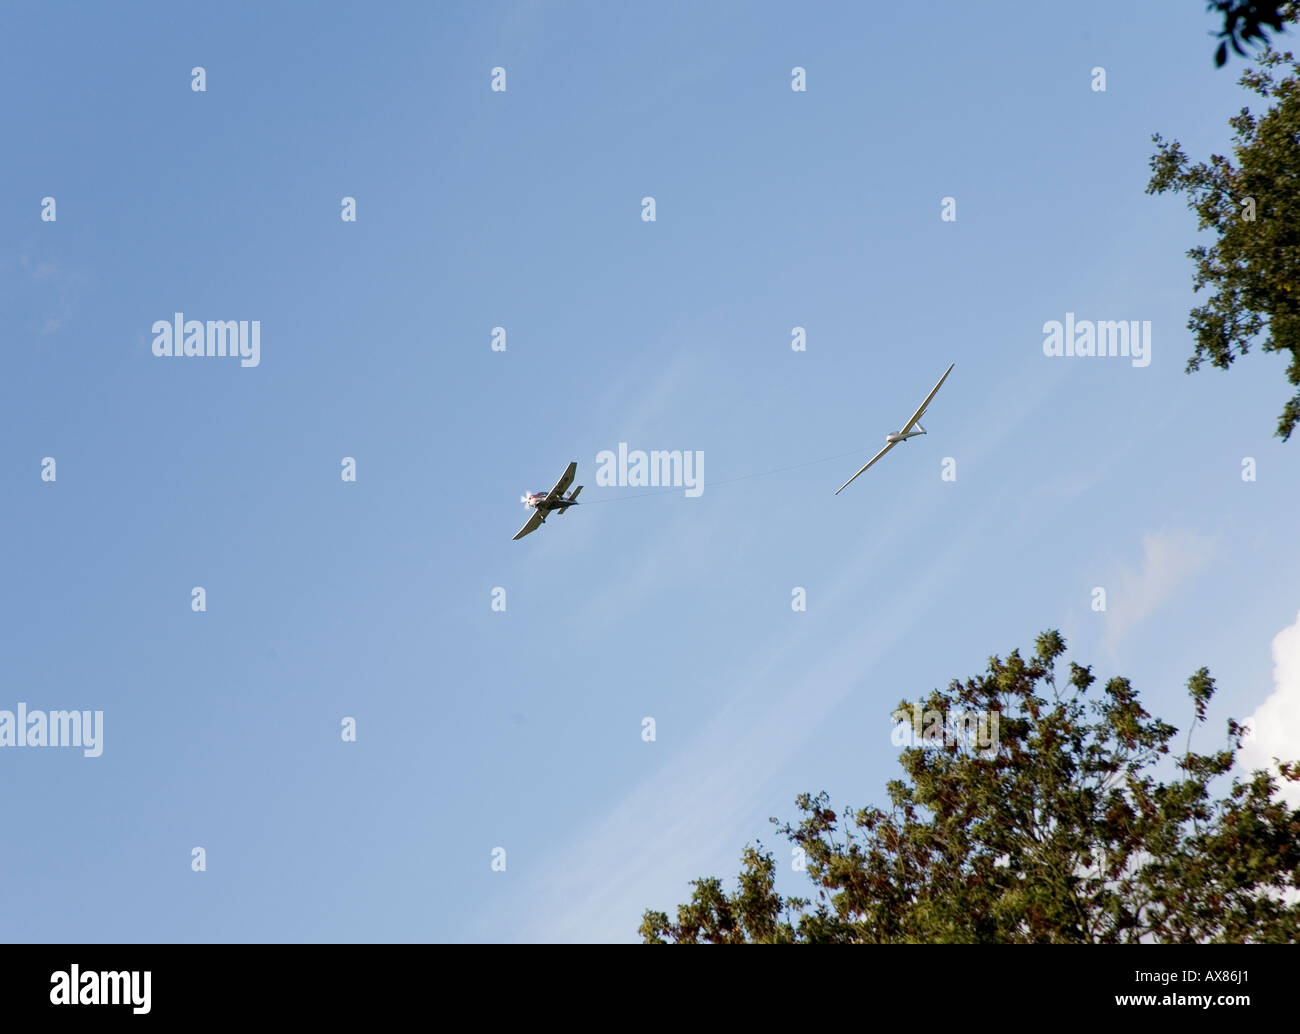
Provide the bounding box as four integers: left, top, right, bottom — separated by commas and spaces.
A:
1239, 608, 1300, 808
1103, 529, 1216, 652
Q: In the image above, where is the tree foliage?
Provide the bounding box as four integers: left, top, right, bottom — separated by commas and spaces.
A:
641, 632, 1300, 943
1149, 9, 1300, 440
1208, 2, 1293, 66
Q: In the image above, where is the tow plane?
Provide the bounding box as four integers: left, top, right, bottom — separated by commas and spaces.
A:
835, 363, 954, 495
513, 461, 583, 540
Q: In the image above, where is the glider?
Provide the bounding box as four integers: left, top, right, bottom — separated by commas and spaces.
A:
513, 461, 583, 540
834, 363, 954, 495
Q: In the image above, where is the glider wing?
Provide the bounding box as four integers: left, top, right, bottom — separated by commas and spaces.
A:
834, 441, 898, 495
897, 363, 955, 436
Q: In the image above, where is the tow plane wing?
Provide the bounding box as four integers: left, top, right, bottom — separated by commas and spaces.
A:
544, 461, 577, 506
512, 510, 545, 541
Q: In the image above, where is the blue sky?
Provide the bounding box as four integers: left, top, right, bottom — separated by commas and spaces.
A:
3, 0, 1298, 943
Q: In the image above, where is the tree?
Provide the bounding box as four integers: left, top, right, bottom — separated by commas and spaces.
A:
1148, 12, 1300, 441
1208, 2, 1292, 67
640, 631, 1300, 943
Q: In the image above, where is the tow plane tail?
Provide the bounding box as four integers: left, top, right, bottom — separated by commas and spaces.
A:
558, 485, 582, 514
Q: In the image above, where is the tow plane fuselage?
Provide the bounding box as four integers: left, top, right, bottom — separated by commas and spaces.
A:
520, 489, 580, 517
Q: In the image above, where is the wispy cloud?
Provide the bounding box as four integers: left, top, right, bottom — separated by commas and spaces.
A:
18, 254, 87, 336
502, 504, 998, 942
1103, 529, 1216, 653
499, 352, 1099, 943
595, 348, 700, 441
